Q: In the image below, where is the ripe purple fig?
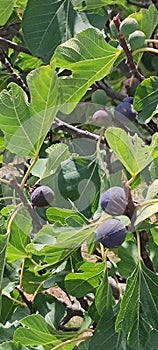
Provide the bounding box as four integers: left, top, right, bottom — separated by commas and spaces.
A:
114, 101, 137, 121
100, 186, 127, 216
123, 96, 134, 104
31, 185, 54, 207
96, 218, 126, 248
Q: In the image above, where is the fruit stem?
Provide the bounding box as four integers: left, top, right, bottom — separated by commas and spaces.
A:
136, 230, 141, 268
20, 153, 39, 189
133, 47, 158, 56
127, 176, 135, 186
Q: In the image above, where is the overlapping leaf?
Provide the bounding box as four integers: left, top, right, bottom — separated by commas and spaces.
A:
0, 0, 15, 25
26, 224, 95, 265
105, 127, 158, 176
53, 28, 122, 113
116, 261, 158, 348
0, 64, 60, 157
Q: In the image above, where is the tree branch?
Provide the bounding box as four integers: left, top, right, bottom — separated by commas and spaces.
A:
53, 117, 108, 146
10, 179, 42, 233
0, 49, 30, 101
0, 36, 32, 55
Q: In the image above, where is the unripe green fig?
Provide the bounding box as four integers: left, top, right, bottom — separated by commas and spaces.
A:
92, 109, 112, 127
128, 30, 146, 51
91, 89, 107, 106
31, 185, 55, 207
120, 17, 138, 37
109, 20, 118, 38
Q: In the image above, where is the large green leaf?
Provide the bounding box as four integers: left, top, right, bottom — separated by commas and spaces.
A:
116, 261, 158, 348
26, 224, 95, 265
0, 0, 15, 25
0, 65, 60, 157
71, 0, 127, 11
30, 144, 70, 180
65, 261, 104, 297
135, 200, 158, 227
105, 127, 158, 177
14, 314, 73, 347
129, 5, 158, 42
134, 77, 158, 124
53, 28, 122, 113
22, 0, 105, 63
95, 267, 114, 315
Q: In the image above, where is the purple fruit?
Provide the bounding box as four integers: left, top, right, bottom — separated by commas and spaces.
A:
123, 97, 134, 104
114, 101, 137, 121
96, 218, 126, 248
31, 185, 55, 207
100, 186, 127, 216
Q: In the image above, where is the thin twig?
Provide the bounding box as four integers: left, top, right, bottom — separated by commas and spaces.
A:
0, 36, 32, 55
10, 179, 42, 232
53, 117, 108, 146
96, 81, 126, 101
16, 286, 33, 313
0, 49, 30, 101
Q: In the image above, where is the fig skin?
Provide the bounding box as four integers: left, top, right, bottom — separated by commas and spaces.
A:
123, 96, 134, 104
31, 185, 55, 207
96, 218, 126, 248
120, 18, 138, 37
92, 109, 112, 127
114, 101, 137, 121
100, 186, 127, 216
128, 30, 146, 51
91, 89, 107, 106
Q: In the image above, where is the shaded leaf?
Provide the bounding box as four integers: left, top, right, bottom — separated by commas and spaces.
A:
116, 261, 158, 348
31, 144, 70, 179
134, 77, 158, 124
65, 262, 104, 297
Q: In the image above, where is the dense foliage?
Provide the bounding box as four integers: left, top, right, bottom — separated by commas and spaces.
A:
0, 0, 158, 349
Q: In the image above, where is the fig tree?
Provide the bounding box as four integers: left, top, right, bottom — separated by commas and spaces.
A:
100, 186, 127, 216
31, 185, 55, 207
120, 17, 138, 37
96, 218, 126, 248
128, 30, 146, 51
92, 109, 112, 127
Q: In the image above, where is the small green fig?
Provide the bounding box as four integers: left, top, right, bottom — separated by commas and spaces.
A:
120, 17, 138, 37
128, 30, 146, 51
91, 89, 107, 106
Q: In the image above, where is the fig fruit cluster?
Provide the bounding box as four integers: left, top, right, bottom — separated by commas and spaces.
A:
96, 186, 128, 248
109, 17, 146, 51
31, 185, 55, 207
114, 96, 137, 121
